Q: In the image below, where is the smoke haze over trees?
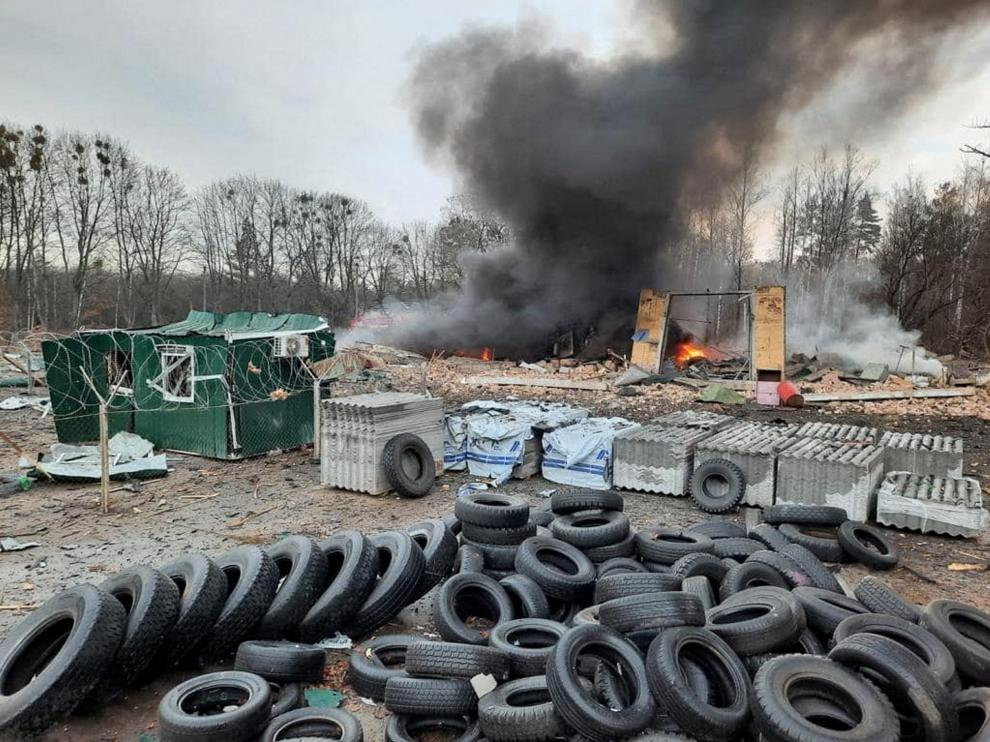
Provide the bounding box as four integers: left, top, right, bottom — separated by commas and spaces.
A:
1, 4, 990, 358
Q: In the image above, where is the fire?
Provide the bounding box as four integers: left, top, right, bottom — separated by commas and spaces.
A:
673, 339, 724, 369
452, 346, 494, 361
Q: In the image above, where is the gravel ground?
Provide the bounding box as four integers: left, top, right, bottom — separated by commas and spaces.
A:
0, 361, 987, 740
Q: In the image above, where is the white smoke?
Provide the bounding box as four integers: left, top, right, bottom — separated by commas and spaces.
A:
778, 263, 944, 375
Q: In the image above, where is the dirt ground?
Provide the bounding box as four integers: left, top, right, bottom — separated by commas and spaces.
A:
0, 356, 988, 740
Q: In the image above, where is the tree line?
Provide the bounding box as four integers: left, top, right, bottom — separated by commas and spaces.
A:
671, 145, 990, 358
0, 122, 508, 332
1, 119, 988, 356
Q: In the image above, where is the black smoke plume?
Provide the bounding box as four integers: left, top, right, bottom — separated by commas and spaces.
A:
394, 1, 986, 359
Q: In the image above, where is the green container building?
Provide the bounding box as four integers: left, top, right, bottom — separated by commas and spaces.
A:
42, 310, 335, 459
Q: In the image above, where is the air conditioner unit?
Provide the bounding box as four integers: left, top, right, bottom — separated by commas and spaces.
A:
273, 334, 310, 358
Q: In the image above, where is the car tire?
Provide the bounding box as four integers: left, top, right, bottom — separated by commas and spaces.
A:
546, 624, 655, 741
489, 618, 568, 677
434, 572, 514, 644
750, 655, 898, 742
853, 577, 920, 623
455, 492, 530, 528
383, 433, 435, 499
405, 641, 509, 681
792, 587, 869, 635
829, 633, 958, 742
599, 592, 706, 633
347, 635, 420, 701
687, 519, 748, 540
199, 546, 280, 660
550, 490, 624, 514
407, 519, 458, 598
837, 521, 898, 570
635, 528, 714, 564
478, 676, 569, 741
778, 524, 844, 563
706, 589, 805, 655
646, 626, 752, 741
551, 509, 630, 549
499, 574, 550, 619
454, 544, 484, 574
0, 585, 126, 739
384, 676, 477, 716
719, 560, 791, 601
780, 544, 842, 593
257, 536, 329, 640
681, 575, 716, 611
763, 504, 848, 527
595, 557, 648, 579
748, 523, 791, 552
832, 613, 956, 686
260, 707, 364, 742
385, 714, 482, 742
298, 530, 379, 642
921, 600, 990, 684
155, 553, 228, 669
594, 572, 682, 603
157, 671, 271, 742
514, 537, 596, 601
234, 640, 326, 684
690, 459, 746, 513
342, 531, 425, 639
95, 566, 180, 694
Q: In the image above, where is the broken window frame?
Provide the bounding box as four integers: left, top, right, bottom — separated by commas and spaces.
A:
104, 350, 134, 398
159, 345, 196, 403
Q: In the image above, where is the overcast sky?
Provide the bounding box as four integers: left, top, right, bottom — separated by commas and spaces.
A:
3, 1, 989, 254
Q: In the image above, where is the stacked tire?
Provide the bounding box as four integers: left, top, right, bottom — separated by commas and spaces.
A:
0, 521, 457, 738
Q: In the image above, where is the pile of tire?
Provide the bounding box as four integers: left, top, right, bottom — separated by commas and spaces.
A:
349, 493, 990, 741
156, 640, 363, 741
0, 520, 456, 738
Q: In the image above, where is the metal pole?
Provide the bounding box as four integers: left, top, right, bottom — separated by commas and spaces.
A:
312, 378, 321, 463
98, 402, 110, 513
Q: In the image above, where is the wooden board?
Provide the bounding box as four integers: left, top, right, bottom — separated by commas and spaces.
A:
803, 388, 975, 403
630, 289, 669, 373
460, 376, 610, 392
752, 285, 785, 379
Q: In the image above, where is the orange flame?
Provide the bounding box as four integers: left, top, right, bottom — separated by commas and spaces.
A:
673, 340, 724, 369
452, 347, 494, 361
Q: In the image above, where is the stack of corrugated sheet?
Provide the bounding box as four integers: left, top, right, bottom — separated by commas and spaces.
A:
876, 471, 986, 537
775, 437, 885, 521
793, 422, 878, 443
651, 410, 737, 431
878, 432, 964, 478
693, 422, 798, 507
320, 392, 444, 495
613, 424, 719, 496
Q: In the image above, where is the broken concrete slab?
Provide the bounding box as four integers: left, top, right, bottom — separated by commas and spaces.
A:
878, 431, 964, 478
775, 437, 885, 522
876, 471, 986, 538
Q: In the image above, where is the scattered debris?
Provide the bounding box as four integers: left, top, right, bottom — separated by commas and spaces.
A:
0, 537, 39, 552
33, 431, 168, 482
0, 395, 50, 413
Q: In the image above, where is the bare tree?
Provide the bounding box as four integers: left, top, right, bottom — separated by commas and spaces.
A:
118, 165, 189, 324
47, 132, 114, 326
726, 145, 767, 289
774, 166, 801, 274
